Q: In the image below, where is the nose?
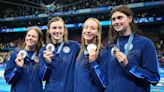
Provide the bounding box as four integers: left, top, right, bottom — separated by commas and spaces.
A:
84, 29, 91, 34
56, 28, 60, 31
114, 18, 120, 23
87, 27, 93, 32
28, 36, 33, 40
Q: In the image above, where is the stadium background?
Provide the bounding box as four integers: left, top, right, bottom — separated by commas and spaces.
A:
0, 0, 164, 92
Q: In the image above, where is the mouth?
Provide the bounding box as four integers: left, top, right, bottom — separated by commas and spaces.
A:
52, 32, 62, 36
84, 33, 94, 37
114, 23, 122, 27
27, 41, 34, 44
113, 23, 123, 30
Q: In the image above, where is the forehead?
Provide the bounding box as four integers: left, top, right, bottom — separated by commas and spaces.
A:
27, 29, 38, 36
111, 11, 127, 18
84, 19, 98, 27
50, 21, 64, 27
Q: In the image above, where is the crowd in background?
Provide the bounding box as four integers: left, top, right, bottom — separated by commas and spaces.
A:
0, 0, 160, 18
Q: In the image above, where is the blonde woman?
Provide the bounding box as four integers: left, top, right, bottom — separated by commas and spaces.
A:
74, 18, 108, 92
39, 17, 80, 92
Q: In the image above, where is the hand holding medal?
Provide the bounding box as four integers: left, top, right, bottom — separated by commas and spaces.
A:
15, 50, 26, 67
111, 46, 120, 57
87, 43, 97, 62
46, 43, 55, 52
111, 46, 128, 66
44, 43, 55, 63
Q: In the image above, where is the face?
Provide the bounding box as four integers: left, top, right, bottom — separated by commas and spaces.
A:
25, 29, 39, 48
49, 21, 64, 41
111, 11, 132, 32
82, 19, 99, 41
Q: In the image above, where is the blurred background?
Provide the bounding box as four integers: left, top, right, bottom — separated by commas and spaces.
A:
0, 0, 164, 92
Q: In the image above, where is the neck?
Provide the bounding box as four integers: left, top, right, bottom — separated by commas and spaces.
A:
52, 38, 63, 44
25, 45, 36, 51
118, 27, 132, 36
85, 38, 96, 45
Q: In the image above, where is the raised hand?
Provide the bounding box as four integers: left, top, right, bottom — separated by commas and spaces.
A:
88, 48, 97, 62
115, 51, 128, 66
15, 55, 24, 67
43, 50, 54, 64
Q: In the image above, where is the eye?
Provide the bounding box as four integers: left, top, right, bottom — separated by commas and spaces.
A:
90, 26, 96, 30
58, 27, 62, 29
52, 26, 57, 29
27, 34, 31, 37
117, 16, 123, 20
83, 26, 88, 29
32, 35, 37, 38
111, 17, 116, 21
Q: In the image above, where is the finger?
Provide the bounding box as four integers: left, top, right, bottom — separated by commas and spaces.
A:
115, 55, 123, 62
44, 51, 53, 56
88, 50, 96, 55
116, 52, 126, 59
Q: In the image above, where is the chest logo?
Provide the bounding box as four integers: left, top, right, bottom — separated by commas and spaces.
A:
63, 46, 71, 53
124, 43, 133, 51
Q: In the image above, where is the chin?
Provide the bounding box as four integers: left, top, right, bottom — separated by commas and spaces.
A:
54, 38, 62, 40
27, 44, 35, 47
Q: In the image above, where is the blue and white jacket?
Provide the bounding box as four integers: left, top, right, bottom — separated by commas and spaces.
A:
4, 50, 43, 92
106, 35, 160, 92
39, 40, 80, 92
74, 47, 108, 92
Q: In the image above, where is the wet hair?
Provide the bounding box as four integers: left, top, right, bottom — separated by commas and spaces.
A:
22, 27, 43, 55
77, 18, 102, 60
109, 5, 140, 45
46, 17, 68, 44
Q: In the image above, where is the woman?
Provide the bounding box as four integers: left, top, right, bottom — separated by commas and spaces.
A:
106, 5, 160, 92
74, 18, 108, 92
39, 17, 80, 92
4, 27, 43, 92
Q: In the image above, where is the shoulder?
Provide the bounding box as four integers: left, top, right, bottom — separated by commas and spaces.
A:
134, 35, 154, 46
39, 47, 45, 52
10, 50, 19, 56
8, 50, 20, 61
66, 40, 80, 48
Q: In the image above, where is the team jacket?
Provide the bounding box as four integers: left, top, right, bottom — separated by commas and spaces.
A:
39, 40, 80, 92
4, 50, 43, 92
106, 35, 160, 92
74, 47, 108, 92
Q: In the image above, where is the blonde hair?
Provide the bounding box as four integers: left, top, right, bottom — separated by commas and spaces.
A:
46, 17, 68, 44
77, 18, 102, 60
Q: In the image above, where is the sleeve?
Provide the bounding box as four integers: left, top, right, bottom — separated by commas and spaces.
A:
123, 39, 160, 85
89, 49, 108, 88
39, 48, 52, 81
4, 52, 23, 84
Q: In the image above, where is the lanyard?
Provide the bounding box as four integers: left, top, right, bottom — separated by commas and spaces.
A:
24, 49, 37, 60
55, 42, 64, 55
84, 48, 88, 56
117, 34, 134, 56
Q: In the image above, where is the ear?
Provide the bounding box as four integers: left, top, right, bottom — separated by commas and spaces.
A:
128, 16, 133, 23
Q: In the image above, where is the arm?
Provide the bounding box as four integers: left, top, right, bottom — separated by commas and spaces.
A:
123, 39, 160, 85
39, 48, 52, 81
89, 49, 108, 88
4, 52, 23, 84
